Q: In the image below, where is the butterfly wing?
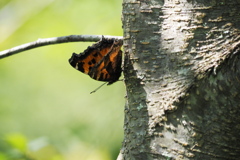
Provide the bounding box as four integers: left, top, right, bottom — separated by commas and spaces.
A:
69, 37, 123, 84
89, 39, 123, 84
69, 37, 115, 74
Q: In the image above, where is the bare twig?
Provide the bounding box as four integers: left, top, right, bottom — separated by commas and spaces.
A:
0, 35, 123, 59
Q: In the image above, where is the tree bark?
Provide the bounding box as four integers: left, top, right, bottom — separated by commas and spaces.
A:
120, 0, 240, 159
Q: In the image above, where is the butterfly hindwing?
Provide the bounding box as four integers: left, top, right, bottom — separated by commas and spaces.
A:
69, 36, 123, 85
89, 40, 123, 84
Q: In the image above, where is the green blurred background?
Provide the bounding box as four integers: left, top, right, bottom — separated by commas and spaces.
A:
0, 0, 124, 159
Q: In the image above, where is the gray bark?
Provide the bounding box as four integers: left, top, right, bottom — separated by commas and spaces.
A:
120, 0, 240, 159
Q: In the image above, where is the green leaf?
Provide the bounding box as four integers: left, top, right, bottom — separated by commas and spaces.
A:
5, 133, 28, 153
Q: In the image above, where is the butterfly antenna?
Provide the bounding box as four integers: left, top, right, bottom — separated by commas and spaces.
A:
90, 82, 108, 94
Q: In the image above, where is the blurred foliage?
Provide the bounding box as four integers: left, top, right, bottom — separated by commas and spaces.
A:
0, 0, 124, 159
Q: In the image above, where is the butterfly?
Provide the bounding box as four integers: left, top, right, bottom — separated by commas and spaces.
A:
69, 36, 123, 86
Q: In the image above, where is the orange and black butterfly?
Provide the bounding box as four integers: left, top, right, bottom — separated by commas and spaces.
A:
69, 36, 123, 85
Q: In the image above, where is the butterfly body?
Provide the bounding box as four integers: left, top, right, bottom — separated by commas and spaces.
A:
69, 37, 123, 85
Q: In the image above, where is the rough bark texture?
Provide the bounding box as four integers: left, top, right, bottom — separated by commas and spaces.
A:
120, 0, 240, 159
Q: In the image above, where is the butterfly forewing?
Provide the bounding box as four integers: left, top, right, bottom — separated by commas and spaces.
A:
69, 38, 115, 74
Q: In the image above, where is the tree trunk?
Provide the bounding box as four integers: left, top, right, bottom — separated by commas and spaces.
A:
119, 0, 240, 159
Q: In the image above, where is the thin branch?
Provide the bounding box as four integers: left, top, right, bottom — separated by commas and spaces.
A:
0, 35, 123, 59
